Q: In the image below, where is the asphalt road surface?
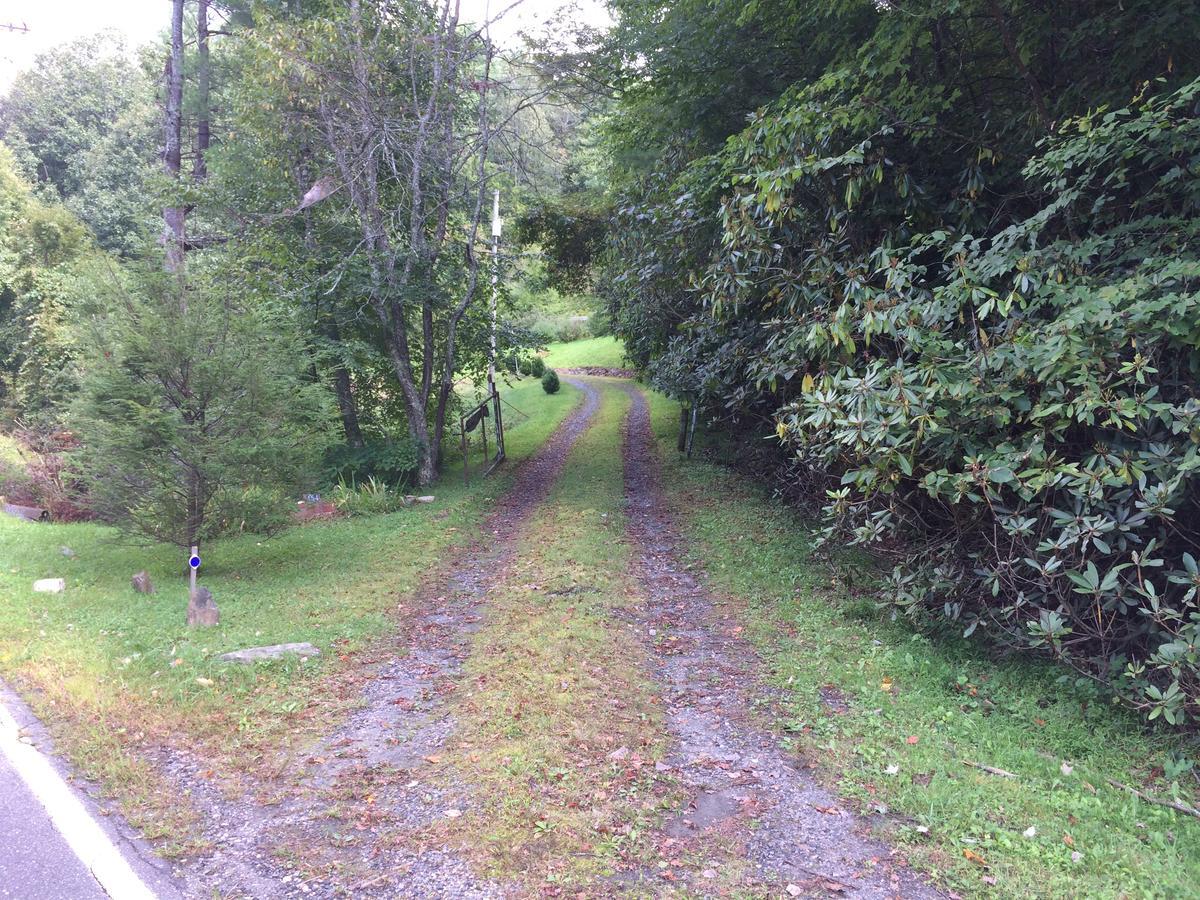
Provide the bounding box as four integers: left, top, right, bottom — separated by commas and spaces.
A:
0, 684, 178, 900
0, 752, 108, 899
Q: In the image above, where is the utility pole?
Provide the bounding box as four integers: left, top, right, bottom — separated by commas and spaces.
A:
488, 189, 501, 397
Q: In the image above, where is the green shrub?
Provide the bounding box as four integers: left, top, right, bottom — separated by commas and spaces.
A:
528, 356, 546, 378
541, 369, 560, 394
766, 83, 1200, 725
323, 438, 419, 487
208, 485, 293, 536
615, 76, 1200, 726
330, 476, 406, 516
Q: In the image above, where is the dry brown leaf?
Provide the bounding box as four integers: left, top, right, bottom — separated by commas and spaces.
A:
963, 849, 988, 866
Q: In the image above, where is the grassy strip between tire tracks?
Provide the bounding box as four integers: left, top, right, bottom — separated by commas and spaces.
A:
437, 378, 668, 888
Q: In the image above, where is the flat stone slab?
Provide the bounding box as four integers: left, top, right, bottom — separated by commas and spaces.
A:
32, 578, 64, 594
217, 643, 321, 664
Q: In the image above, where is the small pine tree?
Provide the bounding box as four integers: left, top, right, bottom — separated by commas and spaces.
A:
541, 368, 560, 394
70, 265, 330, 550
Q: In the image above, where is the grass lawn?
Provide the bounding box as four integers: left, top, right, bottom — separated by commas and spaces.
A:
644, 390, 1200, 899
542, 335, 627, 370
0, 376, 580, 852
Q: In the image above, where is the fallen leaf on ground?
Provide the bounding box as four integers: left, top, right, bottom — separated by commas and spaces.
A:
906, 735, 920, 745
963, 849, 988, 866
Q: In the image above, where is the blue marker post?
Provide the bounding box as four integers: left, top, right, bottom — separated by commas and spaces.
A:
188, 545, 201, 599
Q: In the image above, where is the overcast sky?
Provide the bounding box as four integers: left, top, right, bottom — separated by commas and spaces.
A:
0, 0, 609, 91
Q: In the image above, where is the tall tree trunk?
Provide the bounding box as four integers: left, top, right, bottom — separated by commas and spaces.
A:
194, 0, 210, 181
324, 319, 365, 448
163, 0, 186, 273
988, 0, 1051, 129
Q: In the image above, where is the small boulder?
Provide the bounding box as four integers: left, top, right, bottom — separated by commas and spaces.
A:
217, 642, 321, 664
131, 571, 156, 594
60, 546, 75, 558
32, 578, 65, 594
416, 495, 436, 504
187, 586, 220, 627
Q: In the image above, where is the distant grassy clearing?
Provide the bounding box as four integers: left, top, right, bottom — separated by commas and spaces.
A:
0, 376, 580, 852
543, 335, 627, 370
643, 391, 1200, 898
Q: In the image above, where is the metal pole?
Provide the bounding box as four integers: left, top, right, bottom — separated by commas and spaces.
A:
488, 190, 501, 397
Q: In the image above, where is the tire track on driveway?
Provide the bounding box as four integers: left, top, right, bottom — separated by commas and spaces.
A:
618, 383, 944, 898
167, 379, 603, 899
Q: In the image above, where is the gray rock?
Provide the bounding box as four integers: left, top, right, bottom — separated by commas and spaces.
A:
217, 643, 321, 664
416, 495, 436, 503
131, 571, 156, 594
32, 578, 64, 594
186, 586, 219, 627
60, 546, 75, 558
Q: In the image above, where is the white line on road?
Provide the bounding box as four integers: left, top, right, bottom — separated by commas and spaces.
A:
0, 700, 158, 900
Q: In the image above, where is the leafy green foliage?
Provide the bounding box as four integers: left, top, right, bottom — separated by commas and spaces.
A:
645, 387, 1200, 895
0, 34, 156, 255
330, 476, 407, 516
756, 81, 1200, 724
322, 438, 419, 488
600, 1, 1200, 723
542, 368, 561, 394
0, 145, 105, 426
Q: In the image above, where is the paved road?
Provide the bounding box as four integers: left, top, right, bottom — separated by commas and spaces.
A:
0, 752, 107, 899
0, 685, 180, 900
